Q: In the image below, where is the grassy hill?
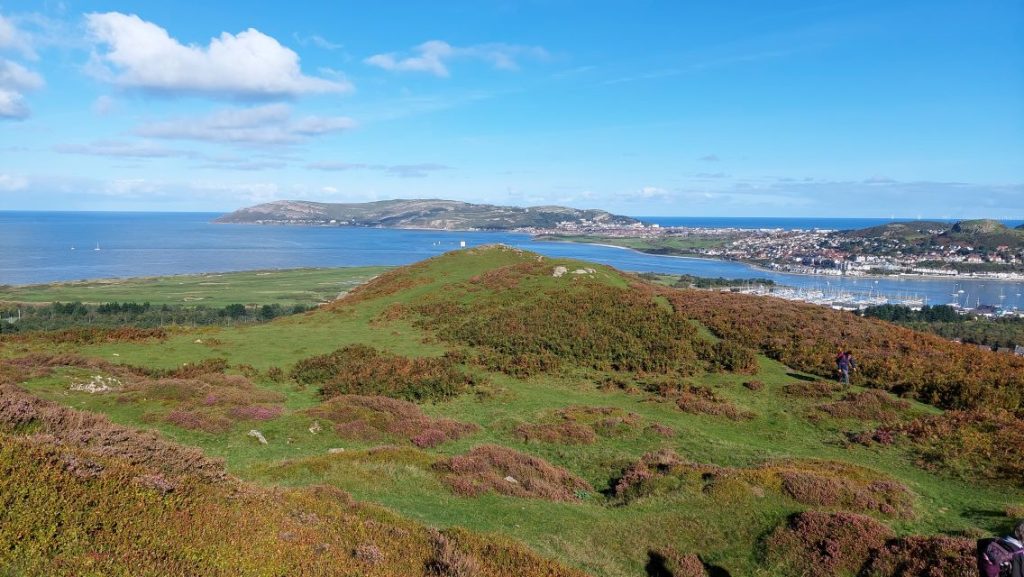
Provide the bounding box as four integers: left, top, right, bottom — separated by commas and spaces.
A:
215, 199, 639, 230
841, 219, 1024, 251
2, 245, 1020, 576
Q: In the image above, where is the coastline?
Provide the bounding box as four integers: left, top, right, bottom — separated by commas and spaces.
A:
537, 237, 1024, 284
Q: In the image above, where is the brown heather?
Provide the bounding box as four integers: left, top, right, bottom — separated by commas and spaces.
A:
763, 511, 894, 577
433, 444, 593, 501
663, 288, 1024, 410
308, 394, 479, 448
292, 344, 474, 402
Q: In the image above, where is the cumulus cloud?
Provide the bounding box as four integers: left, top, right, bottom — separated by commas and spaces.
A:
306, 161, 451, 178
0, 16, 43, 120
135, 103, 356, 145
85, 12, 352, 97
365, 40, 547, 78
698, 154, 720, 162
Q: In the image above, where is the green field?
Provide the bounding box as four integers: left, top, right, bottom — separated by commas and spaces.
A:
2, 246, 1018, 576
0, 266, 390, 307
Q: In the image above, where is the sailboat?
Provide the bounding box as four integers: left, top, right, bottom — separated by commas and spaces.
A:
94, 242, 101, 251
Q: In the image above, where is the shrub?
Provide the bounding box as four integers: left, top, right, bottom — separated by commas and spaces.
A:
674, 386, 754, 421
861, 535, 975, 577
433, 445, 592, 502
309, 395, 478, 448
292, 345, 474, 402
779, 469, 915, 518
415, 281, 703, 377
664, 288, 1024, 411
743, 380, 765, 391
514, 422, 597, 445
784, 380, 841, 398
817, 390, 911, 422
877, 409, 1024, 486
762, 511, 894, 577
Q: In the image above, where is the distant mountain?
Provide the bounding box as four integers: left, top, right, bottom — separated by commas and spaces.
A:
840, 219, 1024, 250
215, 199, 640, 230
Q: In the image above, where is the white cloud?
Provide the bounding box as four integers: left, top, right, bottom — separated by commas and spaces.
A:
0, 16, 43, 120
635, 185, 670, 199
365, 40, 548, 78
92, 95, 116, 115
135, 104, 356, 145
0, 14, 36, 59
85, 12, 352, 97
306, 161, 451, 178
55, 139, 195, 158
0, 173, 28, 191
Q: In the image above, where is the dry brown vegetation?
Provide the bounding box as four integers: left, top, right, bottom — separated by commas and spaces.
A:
514, 405, 644, 445
664, 288, 1024, 410
763, 511, 975, 577
433, 444, 593, 501
610, 450, 915, 518
292, 344, 475, 402
817, 390, 911, 421
308, 394, 479, 448
873, 408, 1024, 486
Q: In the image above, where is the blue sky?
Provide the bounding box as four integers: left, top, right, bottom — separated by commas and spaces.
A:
0, 0, 1021, 217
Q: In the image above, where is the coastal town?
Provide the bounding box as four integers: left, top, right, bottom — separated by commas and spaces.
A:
531, 218, 1024, 282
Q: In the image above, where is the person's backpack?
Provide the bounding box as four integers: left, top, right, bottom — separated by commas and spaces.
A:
979, 538, 1024, 577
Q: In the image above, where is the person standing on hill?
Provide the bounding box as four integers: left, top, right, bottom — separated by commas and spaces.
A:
836, 350, 855, 385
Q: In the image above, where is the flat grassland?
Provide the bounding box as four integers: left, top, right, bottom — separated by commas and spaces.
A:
0, 266, 389, 307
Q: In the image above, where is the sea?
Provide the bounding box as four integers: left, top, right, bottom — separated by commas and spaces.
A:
2, 211, 1023, 310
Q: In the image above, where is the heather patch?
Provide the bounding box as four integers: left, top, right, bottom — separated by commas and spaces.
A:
292, 344, 474, 403
874, 409, 1024, 486
514, 405, 644, 445
817, 390, 911, 421
861, 535, 975, 577
762, 511, 893, 577
308, 395, 478, 449
433, 445, 592, 502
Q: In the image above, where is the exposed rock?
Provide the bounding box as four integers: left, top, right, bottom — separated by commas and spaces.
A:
552, 266, 568, 278
247, 430, 268, 445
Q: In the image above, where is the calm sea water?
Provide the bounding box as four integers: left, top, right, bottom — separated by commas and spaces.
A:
1, 211, 1022, 309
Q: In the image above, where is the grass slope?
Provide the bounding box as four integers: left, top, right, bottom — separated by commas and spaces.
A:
0, 267, 389, 307
2, 245, 1020, 577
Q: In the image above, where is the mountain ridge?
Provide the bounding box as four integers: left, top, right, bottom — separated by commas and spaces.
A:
215, 199, 640, 230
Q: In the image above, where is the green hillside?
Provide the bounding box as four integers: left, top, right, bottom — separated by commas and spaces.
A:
2, 245, 1019, 576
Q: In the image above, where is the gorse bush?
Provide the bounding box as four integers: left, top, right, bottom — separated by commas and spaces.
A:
292, 344, 475, 402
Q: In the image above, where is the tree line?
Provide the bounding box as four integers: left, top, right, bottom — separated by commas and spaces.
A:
0, 301, 311, 333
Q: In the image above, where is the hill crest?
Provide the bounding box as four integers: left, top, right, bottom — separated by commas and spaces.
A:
215, 199, 640, 230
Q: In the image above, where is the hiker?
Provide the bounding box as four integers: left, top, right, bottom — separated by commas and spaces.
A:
980, 520, 1024, 577
835, 350, 855, 385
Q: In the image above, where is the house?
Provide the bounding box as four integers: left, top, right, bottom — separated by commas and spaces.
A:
1016, 345, 1024, 357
